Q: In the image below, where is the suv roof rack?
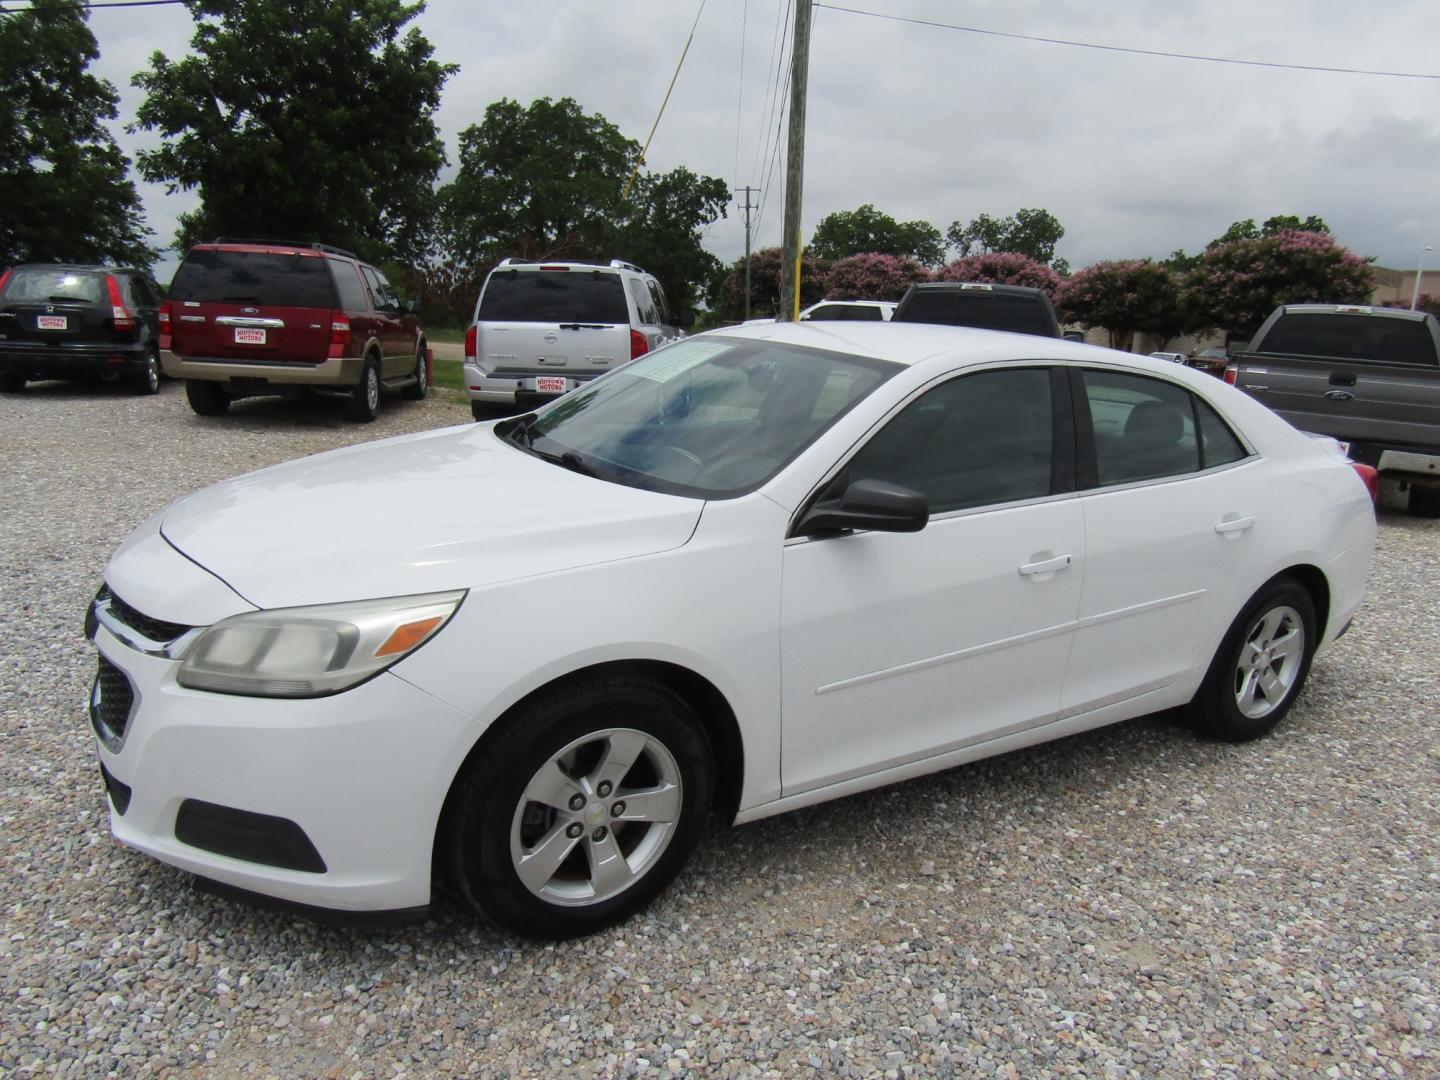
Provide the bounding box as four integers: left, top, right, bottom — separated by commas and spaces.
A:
211, 238, 358, 260
608, 259, 644, 274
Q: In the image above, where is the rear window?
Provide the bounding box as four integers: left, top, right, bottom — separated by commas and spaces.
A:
896, 290, 1057, 336
169, 249, 339, 308
1260, 313, 1438, 367
1, 268, 105, 304
478, 270, 628, 323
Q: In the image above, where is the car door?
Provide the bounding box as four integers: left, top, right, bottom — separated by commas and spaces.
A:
360, 265, 407, 375
779, 365, 1085, 796
1062, 368, 1267, 713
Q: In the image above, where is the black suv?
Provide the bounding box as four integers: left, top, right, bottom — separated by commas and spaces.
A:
892, 282, 1062, 338
0, 264, 164, 394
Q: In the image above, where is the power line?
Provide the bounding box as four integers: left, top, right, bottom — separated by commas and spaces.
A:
749, 0, 791, 186
813, 2, 1440, 80
732, 0, 748, 191
0, 0, 188, 12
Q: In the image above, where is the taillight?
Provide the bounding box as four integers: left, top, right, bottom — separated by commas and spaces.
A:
464, 324, 477, 362
1223, 364, 1237, 386
630, 329, 649, 360
106, 274, 134, 333
0, 268, 11, 295
158, 301, 172, 349
328, 312, 351, 359
1350, 463, 1379, 504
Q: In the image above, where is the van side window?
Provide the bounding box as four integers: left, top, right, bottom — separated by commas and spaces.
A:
647, 280, 671, 325
628, 278, 657, 324
331, 263, 370, 312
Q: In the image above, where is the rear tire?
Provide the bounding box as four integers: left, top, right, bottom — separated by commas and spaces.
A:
442, 675, 714, 939
344, 354, 381, 422
185, 379, 230, 416
131, 348, 161, 395
402, 342, 429, 401
0, 372, 24, 393
1190, 577, 1317, 742
1409, 485, 1440, 518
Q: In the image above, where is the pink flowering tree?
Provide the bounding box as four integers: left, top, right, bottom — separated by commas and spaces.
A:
933, 252, 1064, 303
1181, 229, 1375, 336
1056, 259, 1183, 350
1382, 294, 1440, 319
717, 246, 829, 320
823, 253, 931, 301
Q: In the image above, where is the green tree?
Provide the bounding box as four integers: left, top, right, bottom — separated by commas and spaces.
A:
1209, 214, 1331, 249
1057, 260, 1184, 349
1182, 230, 1374, 336
808, 204, 945, 266
131, 0, 454, 261
439, 97, 730, 312
717, 247, 828, 321
0, 0, 152, 267
946, 207, 1065, 266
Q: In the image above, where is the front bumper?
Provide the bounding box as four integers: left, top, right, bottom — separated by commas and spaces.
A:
89, 618, 477, 912
163, 352, 365, 388
1, 341, 146, 379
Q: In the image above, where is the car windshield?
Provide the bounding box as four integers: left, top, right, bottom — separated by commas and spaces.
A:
500, 336, 900, 498
1, 268, 105, 304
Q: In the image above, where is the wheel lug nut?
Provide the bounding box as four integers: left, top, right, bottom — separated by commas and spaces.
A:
568, 794, 585, 811
591, 826, 607, 842
566, 822, 583, 839
611, 801, 626, 817
597, 781, 613, 798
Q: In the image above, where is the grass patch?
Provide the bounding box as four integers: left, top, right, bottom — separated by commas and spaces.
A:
426, 327, 468, 345
432, 356, 466, 391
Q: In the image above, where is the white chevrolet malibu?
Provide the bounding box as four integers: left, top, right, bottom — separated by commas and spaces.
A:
87, 323, 1376, 937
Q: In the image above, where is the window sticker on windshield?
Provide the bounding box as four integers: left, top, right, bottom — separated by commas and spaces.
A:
634, 341, 732, 383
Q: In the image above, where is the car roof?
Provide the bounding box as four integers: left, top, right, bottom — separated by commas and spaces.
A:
707, 319, 1141, 369
1281, 303, 1429, 322
8, 263, 137, 273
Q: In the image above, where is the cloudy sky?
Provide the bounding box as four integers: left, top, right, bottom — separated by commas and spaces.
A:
82, 0, 1440, 281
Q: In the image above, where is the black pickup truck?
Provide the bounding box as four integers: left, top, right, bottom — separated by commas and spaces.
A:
1227, 303, 1440, 515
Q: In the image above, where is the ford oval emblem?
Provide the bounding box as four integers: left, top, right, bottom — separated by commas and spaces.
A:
544, 331, 558, 344
242, 306, 259, 315
1324, 389, 1355, 402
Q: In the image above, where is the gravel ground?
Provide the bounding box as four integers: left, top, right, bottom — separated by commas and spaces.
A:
2, 379, 1437, 1079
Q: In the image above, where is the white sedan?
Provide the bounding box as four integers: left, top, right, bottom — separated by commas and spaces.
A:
87, 323, 1376, 937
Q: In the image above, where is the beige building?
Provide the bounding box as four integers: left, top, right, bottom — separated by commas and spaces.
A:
1370, 265, 1440, 307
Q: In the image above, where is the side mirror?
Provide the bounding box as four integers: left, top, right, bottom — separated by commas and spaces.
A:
795, 478, 929, 537
677, 309, 697, 329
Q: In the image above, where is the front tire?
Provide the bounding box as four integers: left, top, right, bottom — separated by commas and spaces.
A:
442, 675, 714, 939
185, 379, 230, 416
1190, 578, 1317, 742
344, 354, 381, 422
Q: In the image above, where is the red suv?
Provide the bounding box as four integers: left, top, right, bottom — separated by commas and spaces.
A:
162, 241, 429, 422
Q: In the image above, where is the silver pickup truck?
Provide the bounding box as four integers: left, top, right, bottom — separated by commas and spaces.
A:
1227, 303, 1440, 515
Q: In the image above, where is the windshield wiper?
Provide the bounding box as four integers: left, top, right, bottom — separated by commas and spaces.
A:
557, 322, 610, 330
504, 412, 539, 446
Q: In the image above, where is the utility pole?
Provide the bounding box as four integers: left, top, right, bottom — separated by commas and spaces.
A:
735, 186, 760, 322
1413, 245, 1432, 310
779, 0, 812, 321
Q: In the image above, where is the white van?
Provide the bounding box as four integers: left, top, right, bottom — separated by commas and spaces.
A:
463, 259, 691, 419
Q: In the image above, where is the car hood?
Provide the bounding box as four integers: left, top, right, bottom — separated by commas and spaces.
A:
159, 423, 704, 609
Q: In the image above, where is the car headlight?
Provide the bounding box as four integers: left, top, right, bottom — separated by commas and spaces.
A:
176, 591, 466, 698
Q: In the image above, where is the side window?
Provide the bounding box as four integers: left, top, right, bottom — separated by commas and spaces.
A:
627, 278, 656, 324
332, 262, 370, 313
361, 266, 398, 311
1083, 370, 1200, 485
127, 276, 156, 309
647, 279, 671, 325
843, 368, 1054, 514
1195, 397, 1248, 468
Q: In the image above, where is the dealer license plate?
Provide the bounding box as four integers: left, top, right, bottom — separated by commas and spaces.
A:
37, 315, 67, 331
234, 328, 266, 345
535, 376, 568, 394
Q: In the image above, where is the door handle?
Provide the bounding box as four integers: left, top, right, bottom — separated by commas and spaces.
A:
1214, 515, 1255, 536
1018, 554, 1072, 576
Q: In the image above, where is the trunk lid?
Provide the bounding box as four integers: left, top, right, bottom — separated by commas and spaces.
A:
0, 267, 131, 345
